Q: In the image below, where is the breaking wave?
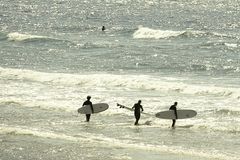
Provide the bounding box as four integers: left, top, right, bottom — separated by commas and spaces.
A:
133, 27, 235, 39
7, 32, 49, 42
5, 32, 75, 47
1, 67, 240, 99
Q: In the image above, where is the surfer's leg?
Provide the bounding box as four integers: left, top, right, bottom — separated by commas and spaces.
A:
135, 113, 140, 125
171, 119, 176, 127
86, 114, 91, 122
135, 117, 138, 125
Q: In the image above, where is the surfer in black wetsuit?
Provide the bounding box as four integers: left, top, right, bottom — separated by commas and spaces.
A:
169, 102, 178, 128
82, 96, 94, 122
132, 100, 144, 125
102, 26, 105, 31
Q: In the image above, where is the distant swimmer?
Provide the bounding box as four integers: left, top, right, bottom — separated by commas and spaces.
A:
132, 100, 144, 125
102, 26, 105, 31
169, 102, 178, 128
82, 96, 94, 122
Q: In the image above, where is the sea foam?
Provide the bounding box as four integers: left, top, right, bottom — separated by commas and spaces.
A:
1, 67, 240, 99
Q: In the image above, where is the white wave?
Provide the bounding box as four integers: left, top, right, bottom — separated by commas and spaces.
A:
7, 32, 47, 41
182, 118, 240, 134
0, 125, 237, 160
0, 125, 80, 142
133, 27, 184, 39
132, 27, 234, 40
1, 67, 240, 99
1, 67, 240, 123
224, 43, 238, 48
212, 32, 233, 38
0, 97, 77, 113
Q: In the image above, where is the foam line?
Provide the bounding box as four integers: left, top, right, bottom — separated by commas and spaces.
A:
0, 125, 238, 160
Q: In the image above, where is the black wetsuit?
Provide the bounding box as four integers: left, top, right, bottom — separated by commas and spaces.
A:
169, 104, 178, 127
132, 103, 143, 125
102, 26, 105, 31
83, 100, 93, 122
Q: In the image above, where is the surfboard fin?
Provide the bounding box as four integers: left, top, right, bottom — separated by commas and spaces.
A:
117, 103, 125, 108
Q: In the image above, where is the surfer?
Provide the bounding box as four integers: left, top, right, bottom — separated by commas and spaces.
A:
102, 26, 105, 31
132, 100, 144, 125
82, 96, 94, 122
169, 102, 178, 127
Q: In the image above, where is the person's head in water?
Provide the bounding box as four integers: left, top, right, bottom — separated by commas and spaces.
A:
174, 102, 178, 105
102, 26, 105, 31
138, 100, 141, 104
87, 96, 91, 100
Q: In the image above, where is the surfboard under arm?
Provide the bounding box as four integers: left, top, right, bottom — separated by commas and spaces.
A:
78, 103, 109, 114
155, 110, 197, 119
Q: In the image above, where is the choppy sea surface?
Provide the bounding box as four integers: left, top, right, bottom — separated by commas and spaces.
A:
1, 0, 240, 159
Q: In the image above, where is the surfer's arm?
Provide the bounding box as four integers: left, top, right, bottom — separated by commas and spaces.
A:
90, 103, 94, 113
132, 104, 135, 110
174, 109, 178, 119
170, 106, 178, 119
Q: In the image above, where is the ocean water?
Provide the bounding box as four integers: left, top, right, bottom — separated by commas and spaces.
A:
0, 0, 240, 159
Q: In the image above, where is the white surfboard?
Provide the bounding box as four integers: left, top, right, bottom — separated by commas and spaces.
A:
155, 110, 197, 119
117, 103, 133, 111
78, 103, 109, 114
117, 103, 152, 116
